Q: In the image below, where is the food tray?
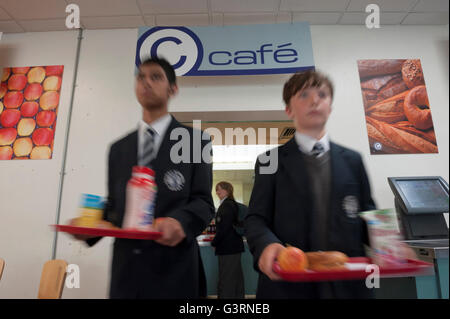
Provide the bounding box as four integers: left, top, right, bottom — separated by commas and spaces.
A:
53, 224, 162, 240
273, 257, 433, 282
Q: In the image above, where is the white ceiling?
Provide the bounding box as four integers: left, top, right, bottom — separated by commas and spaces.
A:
0, 0, 448, 33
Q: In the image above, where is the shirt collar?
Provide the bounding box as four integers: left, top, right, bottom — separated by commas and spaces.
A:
294, 131, 330, 155
138, 113, 172, 139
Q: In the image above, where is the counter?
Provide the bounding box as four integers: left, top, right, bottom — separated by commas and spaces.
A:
375, 239, 448, 299
197, 235, 259, 296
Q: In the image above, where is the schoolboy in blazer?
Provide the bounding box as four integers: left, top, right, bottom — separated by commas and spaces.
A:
80, 57, 215, 298
245, 70, 376, 298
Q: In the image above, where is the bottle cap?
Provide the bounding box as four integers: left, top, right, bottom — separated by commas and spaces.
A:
80, 193, 104, 209
132, 166, 155, 177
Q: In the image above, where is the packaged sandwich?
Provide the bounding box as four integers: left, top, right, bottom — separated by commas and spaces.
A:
360, 209, 408, 266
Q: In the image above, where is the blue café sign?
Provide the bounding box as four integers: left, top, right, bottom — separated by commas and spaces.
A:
135, 22, 314, 76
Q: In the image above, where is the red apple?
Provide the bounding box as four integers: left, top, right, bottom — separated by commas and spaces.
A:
12, 67, 30, 75
24, 83, 43, 100
17, 118, 36, 136
0, 127, 17, 145
45, 65, 64, 76
30, 146, 51, 159
277, 246, 308, 272
0, 83, 7, 99
2, 68, 11, 82
32, 128, 53, 146
43, 76, 62, 91
3, 91, 24, 109
39, 91, 59, 110
36, 111, 56, 127
0, 109, 21, 127
27, 67, 46, 83
7, 74, 27, 91
21, 101, 39, 117
0, 146, 13, 160
13, 137, 33, 157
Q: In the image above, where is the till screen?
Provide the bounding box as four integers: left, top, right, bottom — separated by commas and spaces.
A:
397, 180, 449, 210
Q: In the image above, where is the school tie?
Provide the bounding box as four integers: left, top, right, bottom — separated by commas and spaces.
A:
139, 127, 156, 166
311, 142, 324, 158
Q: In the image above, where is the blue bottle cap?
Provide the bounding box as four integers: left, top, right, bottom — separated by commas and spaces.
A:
80, 193, 104, 209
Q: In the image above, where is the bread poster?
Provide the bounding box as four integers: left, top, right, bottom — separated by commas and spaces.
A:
0, 66, 63, 160
357, 59, 438, 155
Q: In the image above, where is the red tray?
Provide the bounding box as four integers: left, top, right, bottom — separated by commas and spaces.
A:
273, 257, 433, 282
53, 224, 162, 240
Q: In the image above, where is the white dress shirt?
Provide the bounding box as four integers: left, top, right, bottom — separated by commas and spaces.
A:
294, 131, 330, 157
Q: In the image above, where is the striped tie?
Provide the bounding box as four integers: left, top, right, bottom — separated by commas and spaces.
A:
311, 142, 324, 158
139, 127, 156, 166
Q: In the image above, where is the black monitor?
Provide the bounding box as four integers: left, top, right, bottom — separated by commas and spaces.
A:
388, 176, 449, 240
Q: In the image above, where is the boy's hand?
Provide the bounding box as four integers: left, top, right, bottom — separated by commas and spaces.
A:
154, 217, 186, 247
398, 242, 418, 260
258, 243, 285, 280
67, 218, 97, 240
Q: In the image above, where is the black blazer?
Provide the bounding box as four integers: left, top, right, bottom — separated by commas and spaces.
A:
211, 198, 245, 255
245, 137, 376, 299
87, 115, 215, 299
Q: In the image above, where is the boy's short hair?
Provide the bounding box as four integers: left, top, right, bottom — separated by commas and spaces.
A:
283, 69, 334, 106
138, 57, 177, 86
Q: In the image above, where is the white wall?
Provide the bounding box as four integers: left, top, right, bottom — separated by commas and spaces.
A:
0, 24, 448, 298
0, 31, 78, 298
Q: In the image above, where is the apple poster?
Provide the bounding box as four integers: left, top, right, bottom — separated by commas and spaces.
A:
0, 65, 64, 160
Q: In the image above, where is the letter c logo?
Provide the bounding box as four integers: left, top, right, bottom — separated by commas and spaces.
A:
150, 37, 186, 69
136, 27, 203, 76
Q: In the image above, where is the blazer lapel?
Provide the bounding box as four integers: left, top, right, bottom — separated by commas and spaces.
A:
279, 137, 311, 199
151, 115, 178, 172
329, 142, 348, 219
123, 130, 138, 173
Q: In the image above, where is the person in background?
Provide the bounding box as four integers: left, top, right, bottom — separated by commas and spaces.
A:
72, 57, 214, 299
245, 70, 377, 299
211, 181, 245, 299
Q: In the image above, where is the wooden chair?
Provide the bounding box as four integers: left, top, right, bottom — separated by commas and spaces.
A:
0, 258, 4, 282
38, 259, 68, 299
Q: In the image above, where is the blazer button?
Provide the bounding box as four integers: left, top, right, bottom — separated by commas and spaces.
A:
133, 248, 142, 255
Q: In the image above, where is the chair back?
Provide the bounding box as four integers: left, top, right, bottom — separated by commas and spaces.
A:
0, 258, 4, 281
38, 259, 68, 299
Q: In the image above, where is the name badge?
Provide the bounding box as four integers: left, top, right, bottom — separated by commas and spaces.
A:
164, 170, 185, 191
342, 195, 360, 218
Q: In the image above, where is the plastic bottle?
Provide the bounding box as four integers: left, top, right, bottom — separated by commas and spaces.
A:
123, 166, 157, 231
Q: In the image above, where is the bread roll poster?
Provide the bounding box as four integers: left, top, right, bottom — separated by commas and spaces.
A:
357, 59, 438, 155
0, 66, 64, 160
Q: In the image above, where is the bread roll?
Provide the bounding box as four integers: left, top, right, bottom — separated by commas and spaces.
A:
360, 73, 408, 108
392, 121, 436, 145
366, 90, 409, 123
366, 116, 437, 153
305, 251, 349, 271
358, 59, 405, 79
403, 85, 432, 130
402, 59, 424, 89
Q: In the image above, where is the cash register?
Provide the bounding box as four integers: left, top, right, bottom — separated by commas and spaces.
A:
388, 176, 449, 299
388, 176, 448, 240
